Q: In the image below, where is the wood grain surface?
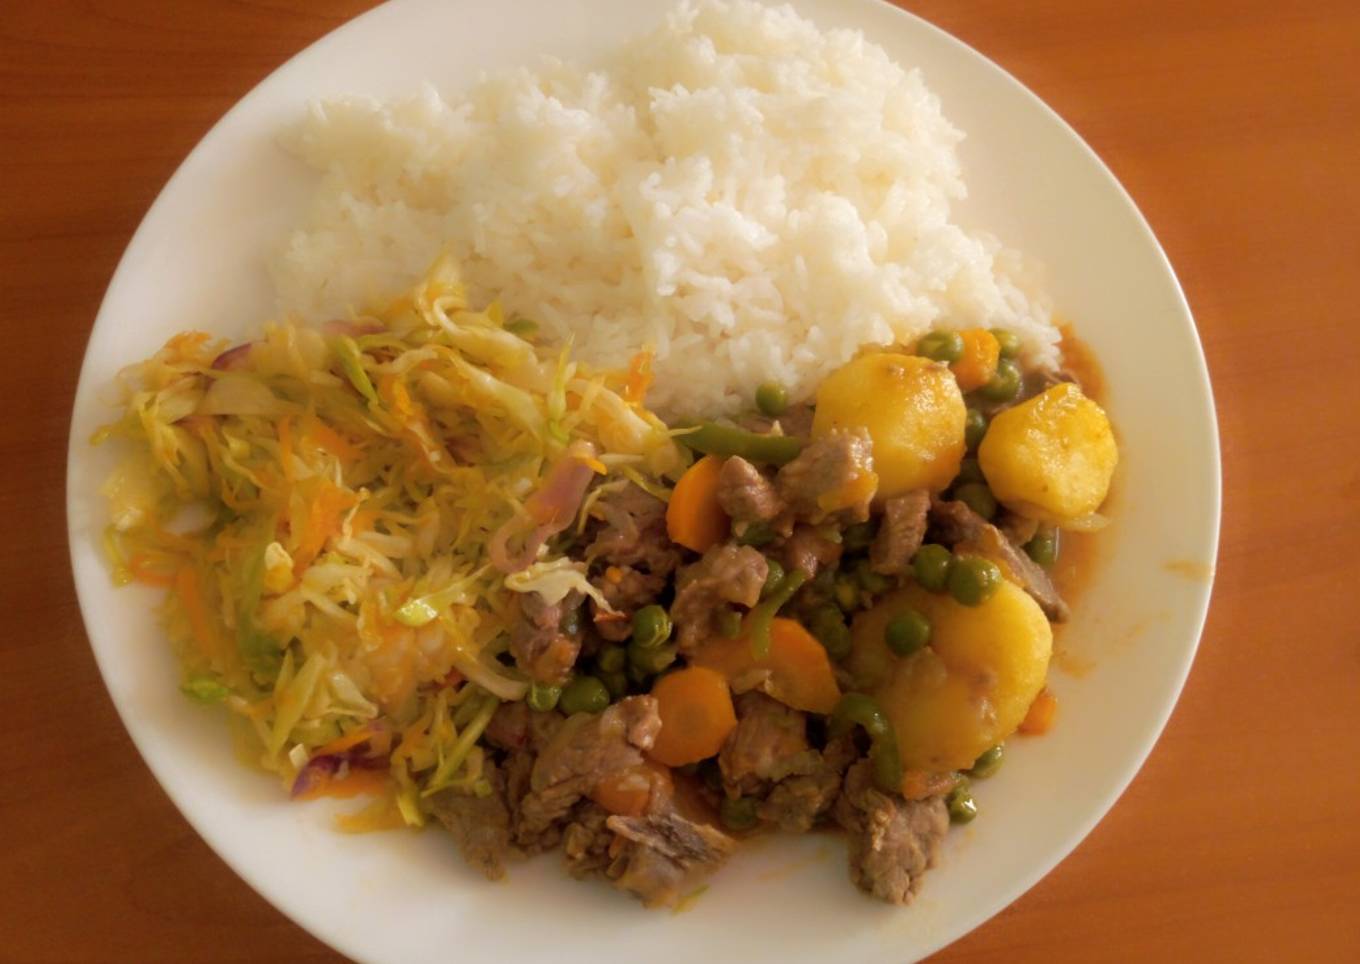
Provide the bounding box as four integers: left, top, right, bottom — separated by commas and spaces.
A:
3, 1, 1358, 960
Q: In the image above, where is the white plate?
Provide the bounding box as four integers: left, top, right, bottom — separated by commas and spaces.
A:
66, 1, 1220, 961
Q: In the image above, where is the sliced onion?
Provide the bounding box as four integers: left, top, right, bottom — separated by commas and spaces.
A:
489, 440, 599, 573
210, 342, 255, 371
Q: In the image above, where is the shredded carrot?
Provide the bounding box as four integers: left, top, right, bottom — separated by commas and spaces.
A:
313, 725, 380, 759
292, 481, 357, 573
622, 349, 654, 405
647, 666, 737, 767
174, 564, 219, 662
691, 617, 841, 715
126, 553, 177, 588
305, 417, 360, 464
293, 766, 391, 801
950, 328, 1001, 392
1019, 688, 1058, 735
665, 455, 730, 552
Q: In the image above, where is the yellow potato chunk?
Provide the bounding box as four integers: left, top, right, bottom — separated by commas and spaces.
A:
812, 353, 965, 496
849, 583, 1052, 771
977, 382, 1118, 523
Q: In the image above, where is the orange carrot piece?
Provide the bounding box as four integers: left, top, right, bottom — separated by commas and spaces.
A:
292, 481, 356, 572
306, 417, 360, 465
950, 328, 1001, 392
126, 553, 177, 588
590, 760, 673, 817
691, 617, 841, 715
901, 769, 960, 801
293, 766, 391, 801
174, 564, 219, 662
648, 667, 737, 767
665, 455, 730, 552
622, 349, 654, 404
1019, 688, 1058, 735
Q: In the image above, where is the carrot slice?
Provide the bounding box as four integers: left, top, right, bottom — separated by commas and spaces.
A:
690, 617, 841, 715
1019, 688, 1058, 735
950, 328, 1001, 392
648, 667, 737, 767
665, 454, 730, 552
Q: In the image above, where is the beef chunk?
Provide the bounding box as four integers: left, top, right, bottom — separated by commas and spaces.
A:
719, 692, 819, 796
869, 490, 930, 575
833, 760, 949, 905
428, 763, 513, 881
592, 564, 667, 641
509, 590, 584, 685
671, 544, 769, 652
930, 498, 1069, 621
717, 456, 784, 524
562, 801, 616, 879
585, 484, 680, 576
606, 809, 736, 907
776, 428, 876, 524
483, 701, 563, 753
516, 696, 660, 844
759, 768, 843, 833
779, 524, 843, 579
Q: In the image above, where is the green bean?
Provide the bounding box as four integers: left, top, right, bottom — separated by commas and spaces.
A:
885, 609, 931, 657
912, 543, 953, 593
969, 744, 1005, 779
829, 693, 903, 794
979, 358, 1022, 403
809, 606, 852, 662
761, 559, 786, 599
948, 556, 1002, 606
954, 482, 998, 521
631, 604, 672, 649
526, 681, 562, 712
720, 795, 760, 831
955, 457, 985, 485
736, 520, 775, 547
679, 421, 803, 466
947, 780, 978, 823
964, 407, 988, 451
596, 644, 627, 674
717, 607, 744, 639
990, 328, 1021, 359
560, 676, 611, 715
755, 382, 788, 417
916, 330, 965, 363
1024, 526, 1059, 567
749, 570, 809, 658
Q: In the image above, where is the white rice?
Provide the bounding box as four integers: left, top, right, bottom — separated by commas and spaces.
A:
273, 0, 1058, 419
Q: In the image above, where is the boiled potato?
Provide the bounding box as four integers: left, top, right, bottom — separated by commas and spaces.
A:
849, 583, 1052, 771
813, 353, 965, 496
977, 382, 1117, 524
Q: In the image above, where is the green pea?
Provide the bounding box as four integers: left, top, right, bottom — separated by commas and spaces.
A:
947, 781, 978, 823
720, 795, 759, 831
755, 382, 789, 417
954, 482, 997, 521
916, 330, 964, 363
912, 543, 954, 593
969, 744, 1005, 779
717, 607, 743, 638
833, 575, 860, 612
842, 521, 876, 552
599, 669, 629, 700
1024, 526, 1059, 567
629, 641, 678, 677
526, 681, 561, 712
809, 607, 852, 661
854, 559, 890, 595
885, 609, 931, 657
761, 559, 786, 599
558, 676, 609, 715
736, 520, 775, 547
990, 328, 1021, 359
979, 358, 1022, 403
964, 407, 988, 451
955, 457, 985, 485
631, 604, 672, 649
948, 556, 1002, 606
596, 644, 626, 674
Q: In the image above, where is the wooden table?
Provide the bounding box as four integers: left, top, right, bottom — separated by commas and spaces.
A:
4, 1, 1358, 960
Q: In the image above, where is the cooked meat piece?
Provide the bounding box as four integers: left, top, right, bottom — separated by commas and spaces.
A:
562, 801, 616, 879
428, 763, 513, 881
717, 456, 784, 524
779, 524, 843, 579
509, 590, 584, 685
999, 510, 1041, 547
776, 428, 876, 524
586, 483, 681, 577
929, 498, 1070, 622
591, 564, 667, 641
760, 767, 842, 833
833, 760, 949, 905
483, 701, 564, 753
606, 809, 737, 907
516, 696, 661, 843
671, 544, 769, 652
869, 490, 930, 575
719, 692, 819, 796
776, 403, 815, 440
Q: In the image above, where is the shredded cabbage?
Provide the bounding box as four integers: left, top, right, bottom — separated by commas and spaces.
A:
95, 256, 681, 821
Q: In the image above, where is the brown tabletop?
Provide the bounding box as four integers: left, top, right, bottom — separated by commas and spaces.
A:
3, 1, 1358, 960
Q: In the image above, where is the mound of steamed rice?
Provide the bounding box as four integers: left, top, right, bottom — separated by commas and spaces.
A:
273, 0, 1058, 419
